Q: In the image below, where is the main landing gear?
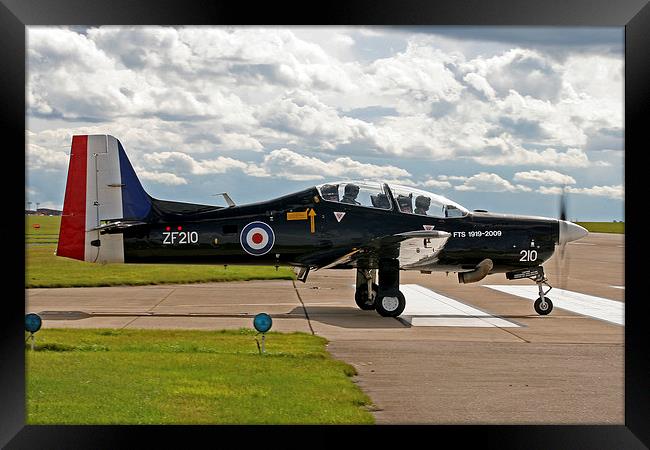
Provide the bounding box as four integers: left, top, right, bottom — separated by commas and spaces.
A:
506, 266, 554, 315
355, 259, 406, 317
355, 268, 377, 311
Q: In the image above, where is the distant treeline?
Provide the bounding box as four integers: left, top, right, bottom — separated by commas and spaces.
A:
575, 222, 624, 234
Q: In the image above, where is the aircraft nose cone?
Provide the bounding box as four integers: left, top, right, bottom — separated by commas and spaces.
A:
558, 220, 589, 244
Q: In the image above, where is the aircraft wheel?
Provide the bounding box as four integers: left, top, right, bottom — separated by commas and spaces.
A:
534, 296, 553, 315
355, 283, 378, 310
376, 290, 406, 317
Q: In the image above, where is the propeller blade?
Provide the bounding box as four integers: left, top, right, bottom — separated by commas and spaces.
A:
560, 188, 566, 220
556, 187, 569, 289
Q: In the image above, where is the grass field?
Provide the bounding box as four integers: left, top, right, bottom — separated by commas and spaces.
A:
26, 244, 294, 288
25, 216, 294, 288
26, 328, 374, 424
575, 222, 625, 234
26, 215, 61, 244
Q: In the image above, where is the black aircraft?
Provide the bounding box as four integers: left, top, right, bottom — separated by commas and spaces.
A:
57, 135, 589, 317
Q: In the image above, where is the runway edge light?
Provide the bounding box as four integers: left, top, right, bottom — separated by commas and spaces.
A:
253, 312, 272, 333
253, 313, 272, 354
25, 313, 42, 351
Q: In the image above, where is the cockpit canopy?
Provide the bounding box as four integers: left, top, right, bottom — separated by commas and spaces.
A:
316, 181, 469, 218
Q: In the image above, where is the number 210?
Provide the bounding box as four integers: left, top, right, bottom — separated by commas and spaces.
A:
519, 250, 538, 262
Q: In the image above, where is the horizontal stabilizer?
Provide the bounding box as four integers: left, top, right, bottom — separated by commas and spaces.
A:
91, 220, 149, 234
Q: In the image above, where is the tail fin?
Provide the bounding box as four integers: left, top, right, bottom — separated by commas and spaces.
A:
57, 135, 152, 263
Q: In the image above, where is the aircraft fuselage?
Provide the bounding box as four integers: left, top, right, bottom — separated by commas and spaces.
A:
116, 187, 559, 273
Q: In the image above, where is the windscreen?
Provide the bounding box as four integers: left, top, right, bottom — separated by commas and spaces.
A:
388, 185, 468, 218
317, 181, 392, 210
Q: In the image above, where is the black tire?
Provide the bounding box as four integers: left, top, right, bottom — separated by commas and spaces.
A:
376, 290, 406, 317
534, 296, 553, 315
355, 282, 378, 310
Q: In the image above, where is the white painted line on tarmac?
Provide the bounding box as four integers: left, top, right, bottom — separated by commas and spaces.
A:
610, 286, 625, 290
483, 285, 624, 326
399, 284, 520, 328
173, 303, 302, 307
569, 242, 596, 246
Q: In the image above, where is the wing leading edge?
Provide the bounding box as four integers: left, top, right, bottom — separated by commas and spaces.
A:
318, 230, 451, 270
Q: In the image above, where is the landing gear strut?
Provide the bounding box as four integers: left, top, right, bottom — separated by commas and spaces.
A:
532, 268, 554, 315
355, 269, 377, 310
506, 266, 554, 315
355, 260, 407, 317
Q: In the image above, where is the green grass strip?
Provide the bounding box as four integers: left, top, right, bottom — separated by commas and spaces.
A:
26, 215, 61, 237
575, 222, 624, 234
26, 328, 374, 424
26, 244, 294, 288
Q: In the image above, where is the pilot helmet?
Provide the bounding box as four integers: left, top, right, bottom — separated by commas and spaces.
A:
415, 195, 431, 209
320, 184, 339, 201
344, 183, 360, 197
396, 194, 413, 211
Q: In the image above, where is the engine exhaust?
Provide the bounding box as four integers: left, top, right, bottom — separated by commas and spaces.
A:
458, 258, 494, 284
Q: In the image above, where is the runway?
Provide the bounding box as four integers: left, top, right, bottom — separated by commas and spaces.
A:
26, 232, 624, 424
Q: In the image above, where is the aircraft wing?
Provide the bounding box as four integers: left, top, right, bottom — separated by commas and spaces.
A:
319, 230, 451, 270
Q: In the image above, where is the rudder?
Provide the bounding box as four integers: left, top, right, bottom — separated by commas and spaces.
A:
57, 135, 152, 263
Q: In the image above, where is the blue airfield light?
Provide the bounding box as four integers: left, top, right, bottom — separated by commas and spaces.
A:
25, 313, 42, 351
25, 313, 42, 333
253, 313, 272, 333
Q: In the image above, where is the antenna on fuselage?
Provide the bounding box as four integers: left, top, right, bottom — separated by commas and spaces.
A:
212, 192, 236, 207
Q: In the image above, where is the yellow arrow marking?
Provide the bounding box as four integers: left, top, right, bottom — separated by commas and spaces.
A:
308, 208, 316, 233
287, 210, 309, 221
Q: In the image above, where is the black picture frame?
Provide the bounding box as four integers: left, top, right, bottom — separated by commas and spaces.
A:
3, 1, 648, 447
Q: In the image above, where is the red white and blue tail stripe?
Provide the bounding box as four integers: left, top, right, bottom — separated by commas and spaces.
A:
57, 135, 151, 263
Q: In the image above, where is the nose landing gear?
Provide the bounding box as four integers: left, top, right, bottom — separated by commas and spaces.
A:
534, 294, 553, 315
532, 268, 554, 315
506, 266, 554, 315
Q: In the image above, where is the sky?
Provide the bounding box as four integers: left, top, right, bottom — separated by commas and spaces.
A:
25, 26, 624, 221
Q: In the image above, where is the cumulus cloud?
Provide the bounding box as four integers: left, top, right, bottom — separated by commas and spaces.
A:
25, 26, 623, 215
454, 172, 532, 192
256, 148, 411, 181
28, 27, 257, 125
26, 143, 69, 171
27, 27, 622, 166
255, 91, 379, 151
462, 49, 563, 101
421, 179, 453, 189
473, 145, 597, 168
137, 147, 412, 184
437, 175, 469, 182
217, 133, 264, 152
538, 184, 623, 199
463, 73, 496, 100
363, 40, 464, 112
136, 169, 188, 186
513, 170, 577, 185
142, 151, 250, 175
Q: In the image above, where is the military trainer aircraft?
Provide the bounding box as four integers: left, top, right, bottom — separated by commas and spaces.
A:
56, 135, 588, 318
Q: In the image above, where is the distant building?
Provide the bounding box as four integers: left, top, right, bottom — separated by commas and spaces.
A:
26, 208, 62, 216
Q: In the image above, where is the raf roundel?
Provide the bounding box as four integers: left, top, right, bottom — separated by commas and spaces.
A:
240, 221, 275, 256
